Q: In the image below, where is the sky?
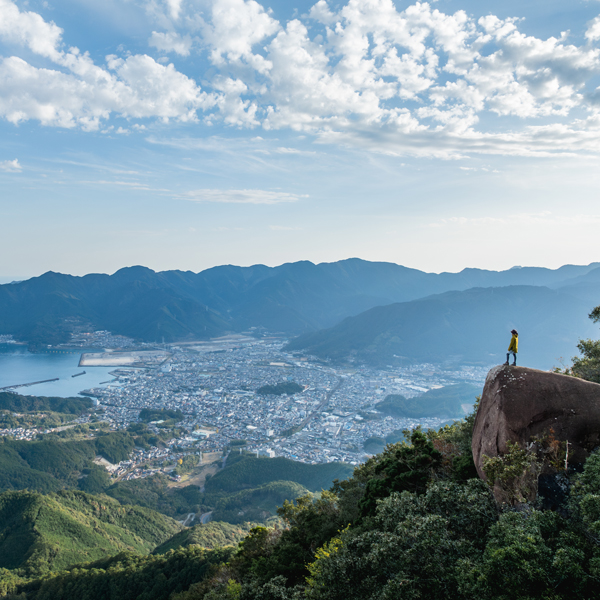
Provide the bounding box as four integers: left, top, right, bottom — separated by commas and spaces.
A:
2, 0, 600, 280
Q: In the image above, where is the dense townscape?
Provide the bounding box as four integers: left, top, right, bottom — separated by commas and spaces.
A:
0, 334, 487, 481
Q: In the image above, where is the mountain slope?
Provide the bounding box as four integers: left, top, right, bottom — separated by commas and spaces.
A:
375, 383, 482, 419
204, 455, 353, 495
0, 268, 229, 344
286, 285, 598, 369
0, 489, 182, 575
153, 522, 256, 554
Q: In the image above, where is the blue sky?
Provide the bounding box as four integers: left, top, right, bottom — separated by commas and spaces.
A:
2, 0, 600, 280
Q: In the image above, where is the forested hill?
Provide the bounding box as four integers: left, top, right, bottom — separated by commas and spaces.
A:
7, 413, 600, 600
2, 259, 600, 345
286, 284, 599, 369
0, 391, 92, 414
0, 489, 182, 575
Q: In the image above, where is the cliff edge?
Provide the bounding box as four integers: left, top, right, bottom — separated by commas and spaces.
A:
472, 365, 600, 482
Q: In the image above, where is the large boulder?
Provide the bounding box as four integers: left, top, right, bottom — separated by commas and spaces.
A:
472, 365, 600, 483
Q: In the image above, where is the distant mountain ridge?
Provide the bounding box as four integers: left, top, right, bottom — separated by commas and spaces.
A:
1, 259, 599, 350
286, 284, 600, 369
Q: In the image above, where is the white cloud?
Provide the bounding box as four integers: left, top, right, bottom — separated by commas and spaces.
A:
276, 147, 316, 155
0, 0, 214, 128
308, 0, 337, 26
0, 158, 21, 172
166, 0, 183, 20
182, 188, 306, 203
249, 0, 600, 155
149, 31, 193, 56
0, 0, 63, 60
82, 180, 171, 191
198, 0, 280, 74
3, 0, 600, 157
0, 53, 213, 129
586, 15, 600, 41
211, 76, 259, 127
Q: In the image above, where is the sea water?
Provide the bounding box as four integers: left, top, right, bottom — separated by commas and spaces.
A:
0, 344, 117, 398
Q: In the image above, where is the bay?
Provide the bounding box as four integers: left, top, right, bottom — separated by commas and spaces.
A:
0, 344, 118, 397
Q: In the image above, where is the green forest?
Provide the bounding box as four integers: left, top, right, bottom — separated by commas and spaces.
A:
3, 393, 600, 600
256, 382, 304, 396
0, 392, 93, 414
139, 408, 185, 423
7, 411, 600, 599
0, 489, 182, 577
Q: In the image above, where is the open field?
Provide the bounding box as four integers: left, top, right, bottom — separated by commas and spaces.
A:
80, 351, 171, 367
180, 335, 260, 353
168, 452, 222, 489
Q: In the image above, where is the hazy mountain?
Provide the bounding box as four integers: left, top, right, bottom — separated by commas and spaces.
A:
286, 285, 598, 370
375, 383, 482, 419
1, 259, 599, 345
553, 266, 600, 306
0, 268, 229, 345
220, 259, 600, 332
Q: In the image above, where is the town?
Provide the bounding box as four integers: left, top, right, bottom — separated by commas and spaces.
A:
0, 334, 488, 480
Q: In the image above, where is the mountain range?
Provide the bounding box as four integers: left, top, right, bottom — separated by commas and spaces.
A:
286, 283, 600, 369
1, 259, 599, 367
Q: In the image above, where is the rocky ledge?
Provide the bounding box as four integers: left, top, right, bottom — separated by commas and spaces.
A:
472, 364, 600, 482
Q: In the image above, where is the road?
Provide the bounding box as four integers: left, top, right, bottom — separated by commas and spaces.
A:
181, 513, 196, 527
295, 377, 343, 432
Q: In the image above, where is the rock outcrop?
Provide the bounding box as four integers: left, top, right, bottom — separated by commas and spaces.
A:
472, 365, 600, 483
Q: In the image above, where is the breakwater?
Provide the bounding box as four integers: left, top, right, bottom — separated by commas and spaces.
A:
0, 377, 60, 391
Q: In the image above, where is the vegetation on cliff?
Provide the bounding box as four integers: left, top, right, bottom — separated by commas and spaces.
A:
7, 350, 600, 600
562, 303, 600, 383
165, 415, 600, 600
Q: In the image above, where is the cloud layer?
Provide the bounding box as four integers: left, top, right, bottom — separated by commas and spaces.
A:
182, 188, 306, 203
2, 0, 600, 156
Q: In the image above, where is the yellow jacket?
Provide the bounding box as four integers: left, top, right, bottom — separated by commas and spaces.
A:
508, 334, 518, 353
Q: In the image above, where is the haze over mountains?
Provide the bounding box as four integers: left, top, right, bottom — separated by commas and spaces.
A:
1, 259, 599, 369
287, 285, 597, 369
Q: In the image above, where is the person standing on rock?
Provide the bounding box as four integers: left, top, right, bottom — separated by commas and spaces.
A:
505, 329, 518, 366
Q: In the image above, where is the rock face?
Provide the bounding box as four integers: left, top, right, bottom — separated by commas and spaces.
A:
472, 365, 600, 481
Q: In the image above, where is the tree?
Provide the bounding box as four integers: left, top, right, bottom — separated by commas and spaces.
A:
358, 428, 442, 518
562, 305, 600, 383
